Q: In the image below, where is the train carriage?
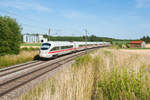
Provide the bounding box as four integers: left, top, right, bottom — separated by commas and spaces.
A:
40, 41, 75, 58
39, 41, 110, 58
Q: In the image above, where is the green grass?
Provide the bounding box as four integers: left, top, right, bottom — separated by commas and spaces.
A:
97, 68, 148, 100
20, 47, 39, 51
21, 43, 42, 46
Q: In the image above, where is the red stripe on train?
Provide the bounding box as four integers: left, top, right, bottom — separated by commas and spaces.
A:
48, 48, 76, 54
48, 47, 86, 54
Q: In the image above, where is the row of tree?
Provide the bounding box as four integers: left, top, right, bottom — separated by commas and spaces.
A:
0, 16, 22, 56
140, 36, 150, 43
43, 35, 116, 42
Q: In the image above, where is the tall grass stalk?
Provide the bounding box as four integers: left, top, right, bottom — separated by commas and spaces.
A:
19, 49, 150, 100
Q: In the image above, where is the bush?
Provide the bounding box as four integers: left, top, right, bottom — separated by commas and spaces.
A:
0, 16, 22, 56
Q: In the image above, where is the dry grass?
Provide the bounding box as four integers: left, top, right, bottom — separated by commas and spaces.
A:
145, 44, 150, 48
19, 49, 150, 100
19, 55, 94, 100
91, 49, 150, 100
0, 50, 38, 68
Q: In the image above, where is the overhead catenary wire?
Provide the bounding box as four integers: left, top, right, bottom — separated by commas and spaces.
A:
0, 9, 87, 36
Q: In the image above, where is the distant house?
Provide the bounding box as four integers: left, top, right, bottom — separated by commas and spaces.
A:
129, 41, 146, 48
23, 34, 48, 43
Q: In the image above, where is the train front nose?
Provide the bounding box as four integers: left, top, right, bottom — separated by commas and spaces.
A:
39, 50, 50, 58
39, 43, 52, 58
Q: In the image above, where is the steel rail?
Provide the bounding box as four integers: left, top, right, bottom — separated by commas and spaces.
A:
0, 46, 107, 98
0, 60, 39, 72
0, 46, 100, 77
0, 50, 86, 97
0, 61, 46, 77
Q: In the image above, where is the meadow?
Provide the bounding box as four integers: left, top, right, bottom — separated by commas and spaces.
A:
0, 50, 39, 69
19, 48, 150, 100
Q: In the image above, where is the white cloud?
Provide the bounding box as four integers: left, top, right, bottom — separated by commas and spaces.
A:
63, 11, 96, 19
136, 0, 150, 8
0, 0, 52, 12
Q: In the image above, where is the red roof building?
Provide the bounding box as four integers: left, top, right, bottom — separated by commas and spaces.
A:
129, 41, 146, 48
130, 41, 144, 44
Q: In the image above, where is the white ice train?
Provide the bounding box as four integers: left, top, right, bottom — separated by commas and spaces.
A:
39, 41, 110, 58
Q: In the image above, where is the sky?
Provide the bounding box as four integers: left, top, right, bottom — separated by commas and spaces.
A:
0, 0, 150, 39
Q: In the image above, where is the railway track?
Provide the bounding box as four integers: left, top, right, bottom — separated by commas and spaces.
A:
0, 61, 45, 77
0, 46, 104, 100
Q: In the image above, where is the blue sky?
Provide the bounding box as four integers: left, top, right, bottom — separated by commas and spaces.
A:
0, 0, 150, 39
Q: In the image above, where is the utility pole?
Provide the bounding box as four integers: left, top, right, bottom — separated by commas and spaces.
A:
84, 29, 88, 51
48, 28, 51, 41
48, 28, 51, 36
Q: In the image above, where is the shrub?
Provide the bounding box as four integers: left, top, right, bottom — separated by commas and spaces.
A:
0, 16, 22, 56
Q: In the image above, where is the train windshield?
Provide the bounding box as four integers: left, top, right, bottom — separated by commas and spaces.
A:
41, 43, 51, 50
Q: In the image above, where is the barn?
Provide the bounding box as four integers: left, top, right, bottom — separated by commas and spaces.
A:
129, 41, 146, 48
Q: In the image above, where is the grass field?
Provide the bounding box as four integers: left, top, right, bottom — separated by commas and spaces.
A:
21, 43, 42, 46
0, 50, 38, 69
18, 49, 150, 100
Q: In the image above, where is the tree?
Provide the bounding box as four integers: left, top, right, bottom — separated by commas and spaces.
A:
0, 16, 22, 56
89, 35, 98, 41
141, 35, 150, 43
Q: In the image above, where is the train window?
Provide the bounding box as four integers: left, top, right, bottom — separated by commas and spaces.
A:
51, 47, 60, 51
41, 43, 51, 50
66, 45, 73, 48
79, 44, 86, 47
61, 45, 73, 49
70, 45, 73, 48
61, 46, 67, 49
